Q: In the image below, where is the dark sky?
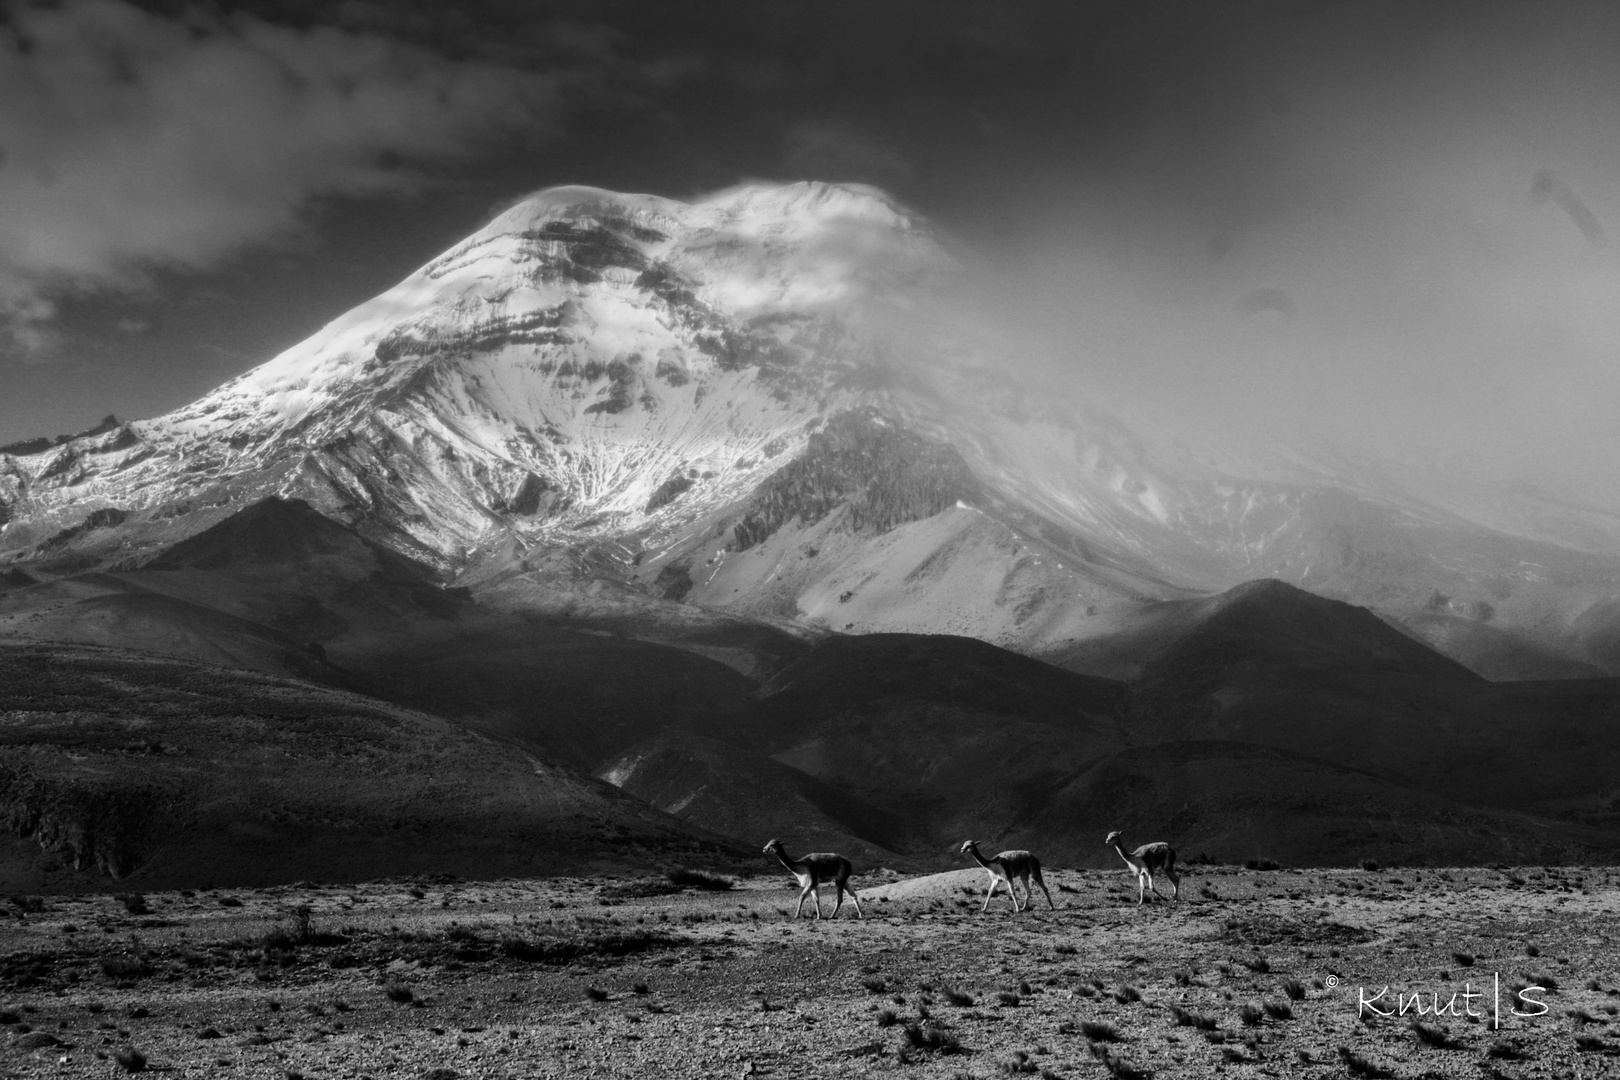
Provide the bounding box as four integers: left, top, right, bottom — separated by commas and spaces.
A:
2, 1, 1618, 499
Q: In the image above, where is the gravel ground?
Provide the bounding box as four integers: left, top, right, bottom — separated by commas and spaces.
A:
2, 864, 1619, 1078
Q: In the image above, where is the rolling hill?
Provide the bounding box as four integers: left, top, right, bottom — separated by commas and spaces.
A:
0, 641, 749, 893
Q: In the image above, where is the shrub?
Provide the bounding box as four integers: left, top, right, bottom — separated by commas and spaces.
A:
1411, 1020, 1460, 1048
1451, 951, 1475, 967
118, 894, 149, 916
1080, 1020, 1121, 1042
1003, 1049, 1039, 1074
383, 983, 414, 1004
942, 986, 974, 1006
876, 1008, 898, 1028
112, 1045, 147, 1073
1263, 1000, 1293, 1021
1169, 1005, 1217, 1030
902, 1021, 963, 1054
1245, 859, 1281, 871
665, 868, 735, 891
1337, 1046, 1393, 1077
584, 986, 608, 1002
101, 954, 153, 980
1087, 1042, 1150, 1079
1240, 1003, 1265, 1026
1486, 1039, 1527, 1060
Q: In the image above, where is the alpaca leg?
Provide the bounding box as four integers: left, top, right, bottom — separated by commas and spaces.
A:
981, 877, 1001, 913
1033, 869, 1055, 910
842, 880, 865, 919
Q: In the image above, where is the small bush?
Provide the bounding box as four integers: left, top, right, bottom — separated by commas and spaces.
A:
1169, 1005, 1217, 1030
101, 954, 153, 980
1360, 859, 1380, 871
666, 868, 734, 891
631, 981, 650, 995
902, 1021, 963, 1054
1451, 950, 1475, 967
1263, 999, 1292, 1021
112, 1045, 147, 1073
997, 991, 1021, 1007
1410, 1020, 1460, 1048
584, 986, 608, 1002
876, 1008, 898, 1028
942, 986, 974, 1007
1111, 984, 1141, 1004
1239, 1003, 1265, 1026
1003, 1049, 1039, 1074
1239, 955, 1271, 973
1486, 1039, 1527, 1060
118, 894, 150, 916
261, 926, 299, 953
383, 983, 414, 1004
1337, 1046, 1393, 1077
1080, 1020, 1121, 1042
1086, 1042, 1150, 1079
861, 977, 887, 994
1245, 858, 1280, 872
1282, 978, 1306, 1000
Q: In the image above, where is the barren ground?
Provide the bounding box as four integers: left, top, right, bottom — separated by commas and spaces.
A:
3, 865, 1619, 1079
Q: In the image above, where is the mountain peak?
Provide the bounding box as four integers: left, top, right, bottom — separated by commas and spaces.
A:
492, 180, 919, 237
1159, 577, 1481, 683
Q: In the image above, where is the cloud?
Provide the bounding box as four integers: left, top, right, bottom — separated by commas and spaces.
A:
781, 122, 913, 188
0, 0, 562, 357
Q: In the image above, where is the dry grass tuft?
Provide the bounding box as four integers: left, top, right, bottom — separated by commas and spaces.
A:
112, 1046, 147, 1073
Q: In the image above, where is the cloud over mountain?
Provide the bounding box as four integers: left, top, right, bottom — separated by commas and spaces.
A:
0, 0, 559, 356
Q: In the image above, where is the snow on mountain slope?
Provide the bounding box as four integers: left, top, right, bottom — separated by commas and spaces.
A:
4, 180, 1620, 676
0, 183, 938, 566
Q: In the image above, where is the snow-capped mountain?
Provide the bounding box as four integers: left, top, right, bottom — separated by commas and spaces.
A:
3, 181, 1620, 677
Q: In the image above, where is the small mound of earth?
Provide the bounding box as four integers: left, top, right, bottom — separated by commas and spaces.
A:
858, 867, 1084, 904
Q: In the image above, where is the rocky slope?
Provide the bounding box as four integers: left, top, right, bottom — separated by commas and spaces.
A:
0, 641, 748, 892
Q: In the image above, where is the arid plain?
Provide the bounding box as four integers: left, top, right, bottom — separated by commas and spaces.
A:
3, 864, 1618, 1079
